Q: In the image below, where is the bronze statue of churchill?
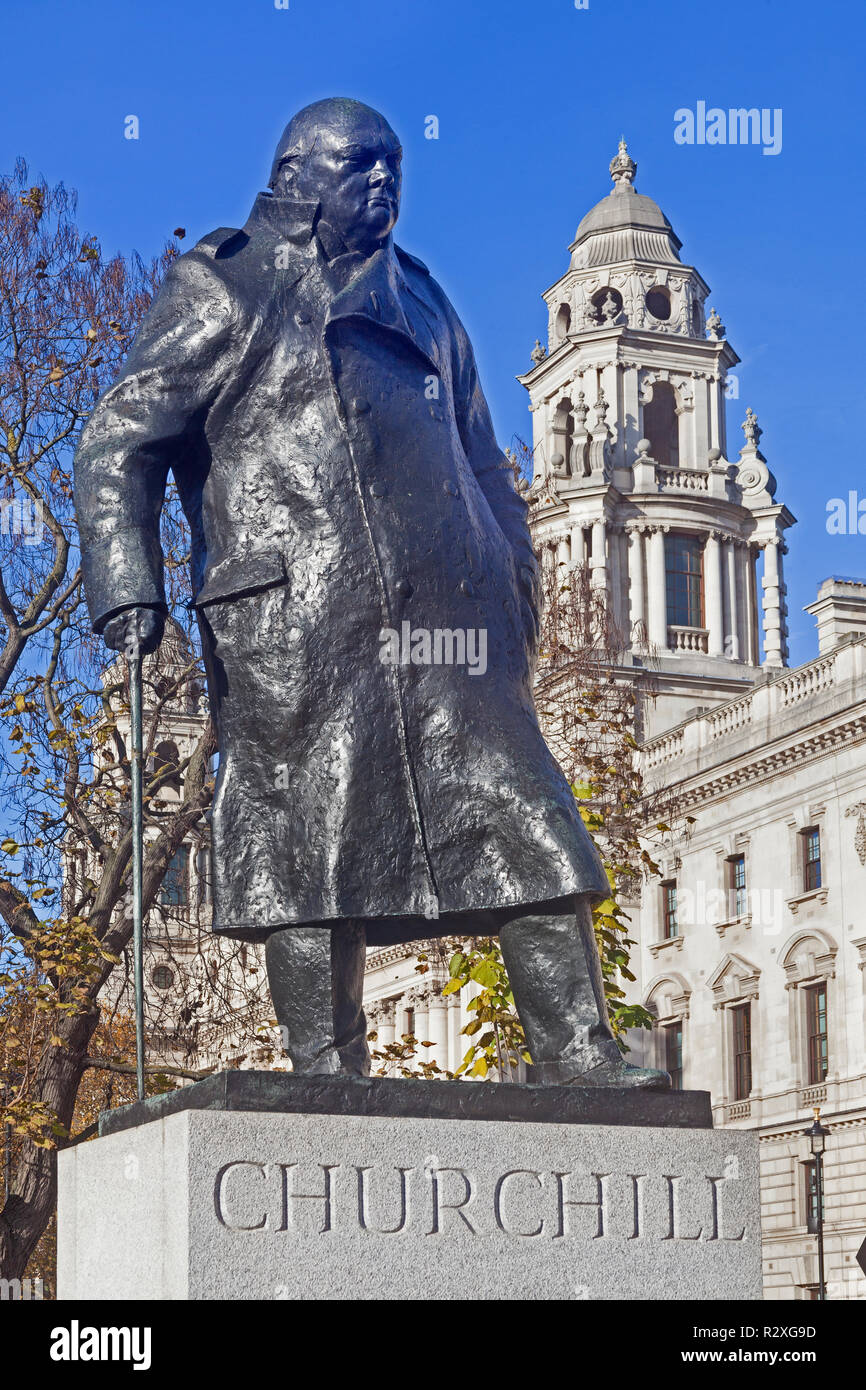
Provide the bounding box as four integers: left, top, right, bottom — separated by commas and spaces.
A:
74, 98, 668, 1089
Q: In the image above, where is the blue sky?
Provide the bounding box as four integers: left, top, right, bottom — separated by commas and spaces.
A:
2, 0, 864, 665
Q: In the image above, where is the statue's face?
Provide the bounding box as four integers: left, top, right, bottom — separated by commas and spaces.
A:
287, 112, 403, 253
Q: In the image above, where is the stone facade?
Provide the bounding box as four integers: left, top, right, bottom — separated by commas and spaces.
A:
631, 624, 866, 1300
515, 142, 866, 1300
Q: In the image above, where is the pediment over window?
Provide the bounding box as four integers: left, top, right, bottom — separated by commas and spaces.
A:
645, 972, 692, 1022
780, 929, 837, 988
706, 952, 761, 1007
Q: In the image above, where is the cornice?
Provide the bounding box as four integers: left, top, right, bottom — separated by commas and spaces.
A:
645, 712, 866, 812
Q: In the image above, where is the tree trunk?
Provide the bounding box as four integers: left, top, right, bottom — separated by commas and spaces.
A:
0, 1003, 98, 1281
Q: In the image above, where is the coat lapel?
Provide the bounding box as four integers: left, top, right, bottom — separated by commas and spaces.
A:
242, 192, 321, 292
325, 243, 441, 373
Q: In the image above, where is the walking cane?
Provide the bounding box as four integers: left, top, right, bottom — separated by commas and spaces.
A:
128, 637, 145, 1102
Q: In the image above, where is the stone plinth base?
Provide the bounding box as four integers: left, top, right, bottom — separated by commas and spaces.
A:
58, 1073, 761, 1301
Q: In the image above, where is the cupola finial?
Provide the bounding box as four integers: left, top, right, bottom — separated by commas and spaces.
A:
609, 138, 636, 188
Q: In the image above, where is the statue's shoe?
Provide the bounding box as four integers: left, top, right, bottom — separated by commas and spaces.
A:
540, 1059, 672, 1090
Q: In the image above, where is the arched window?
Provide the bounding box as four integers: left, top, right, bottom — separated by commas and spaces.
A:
780, 929, 837, 1099
555, 302, 571, 340
643, 381, 679, 469
644, 974, 691, 1089
154, 739, 182, 796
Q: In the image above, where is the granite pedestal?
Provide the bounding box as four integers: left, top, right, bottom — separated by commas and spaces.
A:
58, 1072, 762, 1301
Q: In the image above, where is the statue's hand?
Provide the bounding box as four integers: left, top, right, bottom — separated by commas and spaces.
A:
102, 606, 165, 659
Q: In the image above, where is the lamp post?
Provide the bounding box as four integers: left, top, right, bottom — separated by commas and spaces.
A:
807, 1106, 830, 1300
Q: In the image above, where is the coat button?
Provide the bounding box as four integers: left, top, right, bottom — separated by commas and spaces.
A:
443, 480, 458, 497
395, 578, 412, 598
351, 397, 371, 415
370, 481, 389, 497
460, 579, 475, 597
295, 311, 312, 325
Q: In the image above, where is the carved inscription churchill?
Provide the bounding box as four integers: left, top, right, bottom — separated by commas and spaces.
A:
214, 1159, 748, 1243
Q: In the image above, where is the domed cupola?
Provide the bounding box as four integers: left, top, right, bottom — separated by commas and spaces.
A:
518, 140, 796, 738
536, 139, 709, 344
571, 140, 682, 271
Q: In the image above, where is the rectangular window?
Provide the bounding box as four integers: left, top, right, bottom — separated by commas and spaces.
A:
664, 1022, 683, 1090
732, 1003, 752, 1100
665, 535, 704, 628
728, 854, 747, 919
806, 983, 828, 1084
159, 844, 190, 908
661, 880, 678, 939
404, 1007, 415, 1039
802, 828, 822, 892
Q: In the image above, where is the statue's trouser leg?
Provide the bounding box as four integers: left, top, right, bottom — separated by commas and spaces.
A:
498, 894, 622, 1081
265, 922, 370, 1076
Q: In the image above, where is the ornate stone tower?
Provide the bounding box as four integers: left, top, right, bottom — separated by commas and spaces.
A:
520, 140, 795, 737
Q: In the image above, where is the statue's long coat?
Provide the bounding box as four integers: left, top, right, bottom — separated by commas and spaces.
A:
74, 192, 608, 943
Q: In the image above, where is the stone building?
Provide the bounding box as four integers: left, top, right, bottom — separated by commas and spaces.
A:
519, 139, 792, 736
634, 609, 866, 1300
511, 142, 866, 1300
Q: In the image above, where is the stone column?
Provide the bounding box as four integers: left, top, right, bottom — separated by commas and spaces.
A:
627, 526, 646, 645
724, 537, 739, 660
621, 364, 641, 467
600, 361, 622, 467
376, 997, 396, 1050
591, 517, 607, 592
704, 532, 725, 657
709, 375, 722, 457
427, 988, 449, 1074
646, 525, 668, 649
407, 986, 430, 1046
570, 524, 586, 567
676, 394, 692, 470
540, 537, 556, 581
734, 543, 749, 664
447, 992, 463, 1074
608, 526, 625, 634
744, 545, 760, 665
761, 537, 787, 667
556, 534, 571, 572
694, 373, 712, 463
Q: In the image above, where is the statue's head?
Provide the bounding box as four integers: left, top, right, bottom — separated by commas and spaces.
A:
269, 98, 402, 253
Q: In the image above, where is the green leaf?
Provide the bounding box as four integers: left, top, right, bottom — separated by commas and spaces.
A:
469, 959, 499, 989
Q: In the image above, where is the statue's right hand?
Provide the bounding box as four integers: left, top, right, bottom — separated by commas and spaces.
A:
102, 606, 165, 659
